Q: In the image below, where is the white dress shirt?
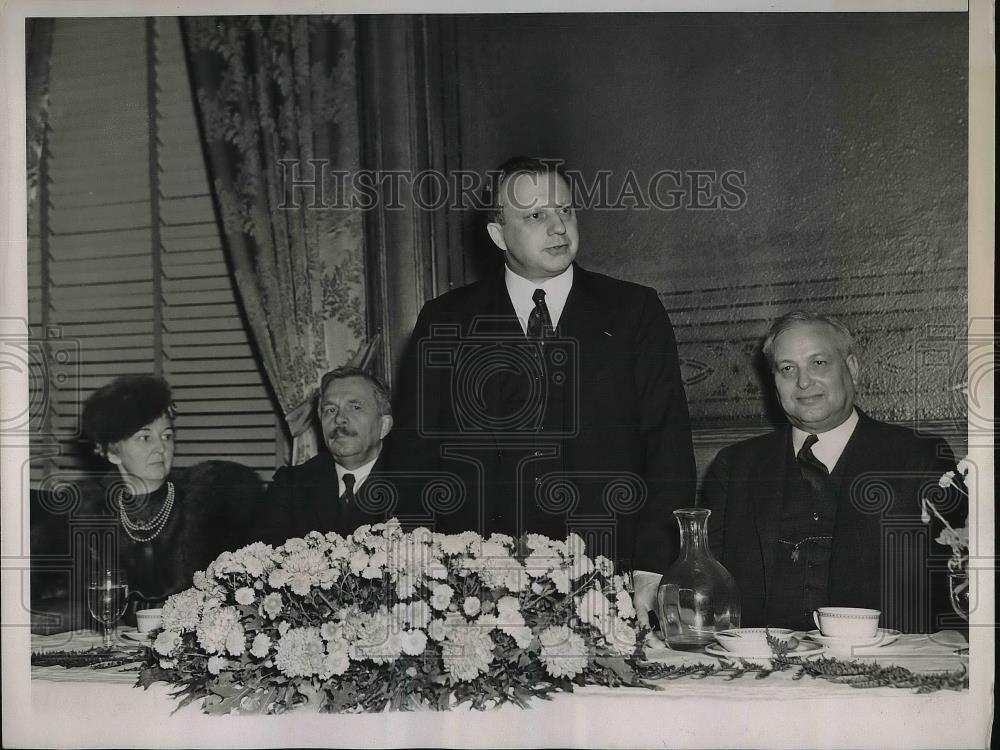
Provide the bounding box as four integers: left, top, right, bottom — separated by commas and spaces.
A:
335, 451, 380, 498
504, 263, 574, 334
791, 409, 860, 473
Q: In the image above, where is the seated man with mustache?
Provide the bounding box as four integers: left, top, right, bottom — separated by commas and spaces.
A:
260, 367, 395, 544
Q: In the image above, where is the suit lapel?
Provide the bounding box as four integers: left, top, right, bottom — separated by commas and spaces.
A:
827, 415, 881, 594
750, 428, 792, 608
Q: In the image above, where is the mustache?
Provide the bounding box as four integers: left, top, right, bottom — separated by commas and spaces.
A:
329, 426, 358, 438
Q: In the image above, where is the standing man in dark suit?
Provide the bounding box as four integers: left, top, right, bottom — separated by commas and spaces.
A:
261, 367, 396, 543
390, 157, 697, 623
700, 311, 963, 633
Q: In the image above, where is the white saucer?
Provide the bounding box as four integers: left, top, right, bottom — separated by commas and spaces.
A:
705, 641, 823, 664
804, 628, 901, 649
120, 629, 155, 643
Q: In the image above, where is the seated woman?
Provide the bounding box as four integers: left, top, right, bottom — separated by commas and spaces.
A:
30, 375, 263, 633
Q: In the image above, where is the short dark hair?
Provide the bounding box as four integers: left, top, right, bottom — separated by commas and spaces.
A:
761, 311, 856, 370
81, 375, 175, 455
317, 366, 392, 417
484, 156, 572, 225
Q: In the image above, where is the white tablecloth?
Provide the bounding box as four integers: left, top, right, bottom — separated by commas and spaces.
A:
11, 629, 989, 748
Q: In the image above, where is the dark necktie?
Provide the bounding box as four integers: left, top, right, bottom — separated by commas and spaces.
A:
340, 473, 356, 505
527, 289, 553, 339
796, 434, 830, 490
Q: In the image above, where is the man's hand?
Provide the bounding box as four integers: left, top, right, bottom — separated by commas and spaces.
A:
632, 571, 662, 630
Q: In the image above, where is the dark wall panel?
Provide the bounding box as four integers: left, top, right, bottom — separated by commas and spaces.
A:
446, 12, 967, 440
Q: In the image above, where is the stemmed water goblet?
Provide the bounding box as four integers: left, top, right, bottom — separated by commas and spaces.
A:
87, 568, 129, 647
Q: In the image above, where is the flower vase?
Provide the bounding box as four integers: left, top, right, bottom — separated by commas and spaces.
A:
656, 508, 741, 650
949, 572, 969, 621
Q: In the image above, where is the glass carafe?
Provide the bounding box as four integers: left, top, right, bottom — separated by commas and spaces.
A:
656, 508, 741, 650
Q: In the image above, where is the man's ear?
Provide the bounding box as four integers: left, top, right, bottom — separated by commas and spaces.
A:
846, 353, 860, 383
486, 222, 507, 252
379, 414, 393, 440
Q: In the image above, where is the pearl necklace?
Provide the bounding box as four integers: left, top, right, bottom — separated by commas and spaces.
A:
119, 481, 176, 542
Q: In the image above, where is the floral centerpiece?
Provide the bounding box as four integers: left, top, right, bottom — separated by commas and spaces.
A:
140, 520, 663, 714
921, 458, 971, 620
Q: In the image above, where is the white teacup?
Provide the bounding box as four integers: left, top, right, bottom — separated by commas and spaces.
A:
714, 628, 795, 656
813, 607, 880, 639
135, 607, 163, 633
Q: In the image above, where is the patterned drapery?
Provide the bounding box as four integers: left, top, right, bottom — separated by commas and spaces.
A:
26, 18, 55, 224
182, 16, 367, 464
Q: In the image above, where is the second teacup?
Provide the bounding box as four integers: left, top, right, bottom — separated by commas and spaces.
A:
813, 607, 879, 639
135, 607, 163, 633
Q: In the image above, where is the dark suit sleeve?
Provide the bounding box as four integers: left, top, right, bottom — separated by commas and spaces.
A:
383, 302, 446, 526
630, 288, 697, 573
699, 447, 732, 562
258, 465, 296, 546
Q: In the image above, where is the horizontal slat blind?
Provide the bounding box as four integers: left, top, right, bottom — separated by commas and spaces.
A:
29, 17, 278, 484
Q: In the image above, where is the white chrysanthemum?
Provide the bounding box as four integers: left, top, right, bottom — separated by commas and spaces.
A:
409, 526, 433, 544
565, 533, 587, 559
524, 550, 559, 578
430, 583, 454, 611
956, 457, 971, 477
274, 626, 326, 677
352, 525, 372, 543
428, 618, 449, 642
549, 568, 571, 594
153, 629, 181, 656
277, 621, 290, 636
539, 625, 589, 679
191, 570, 211, 591
349, 610, 402, 665
320, 639, 351, 678
349, 549, 370, 576
463, 596, 481, 616
496, 595, 521, 616
441, 626, 495, 682
401, 628, 428, 656
615, 590, 635, 619
476, 613, 497, 632
160, 588, 206, 632
395, 573, 417, 600
250, 633, 272, 658
196, 604, 240, 654
409, 600, 432, 629
567, 554, 594, 580
487, 533, 515, 549
225, 622, 246, 656
261, 592, 283, 619
234, 587, 255, 606
281, 547, 336, 595
282, 537, 309, 554
601, 618, 638, 655
207, 655, 225, 675
320, 621, 343, 643
525, 533, 556, 551
576, 587, 611, 626
594, 555, 615, 577
239, 542, 276, 577
436, 533, 469, 556
268, 568, 290, 589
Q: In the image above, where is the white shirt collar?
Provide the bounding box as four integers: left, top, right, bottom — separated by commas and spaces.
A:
791, 409, 860, 473
335, 450, 380, 497
504, 264, 574, 335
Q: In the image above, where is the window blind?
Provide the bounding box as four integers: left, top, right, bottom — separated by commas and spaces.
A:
29, 17, 279, 485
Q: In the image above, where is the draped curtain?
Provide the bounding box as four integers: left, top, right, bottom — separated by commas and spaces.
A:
26, 18, 55, 225
182, 16, 368, 465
